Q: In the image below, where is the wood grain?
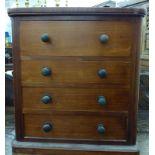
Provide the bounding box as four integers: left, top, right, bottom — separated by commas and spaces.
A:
127, 18, 142, 144
11, 18, 24, 141
8, 7, 143, 146
8, 7, 145, 17
20, 21, 133, 57
23, 113, 127, 142
22, 87, 130, 112
13, 148, 139, 155
21, 60, 131, 86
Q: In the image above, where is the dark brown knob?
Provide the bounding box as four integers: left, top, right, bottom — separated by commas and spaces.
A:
98, 96, 106, 106
42, 122, 53, 132
97, 69, 107, 78
41, 67, 52, 76
97, 124, 106, 134
99, 34, 109, 43
41, 95, 52, 104
41, 33, 49, 42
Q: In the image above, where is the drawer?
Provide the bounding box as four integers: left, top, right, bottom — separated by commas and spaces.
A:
21, 60, 131, 86
23, 114, 127, 142
20, 21, 133, 57
22, 87, 130, 112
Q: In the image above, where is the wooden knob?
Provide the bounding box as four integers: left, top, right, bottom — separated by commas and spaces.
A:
42, 122, 53, 132
41, 67, 52, 76
41, 33, 49, 42
98, 96, 106, 106
41, 95, 52, 104
97, 124, 106, 134
99, 34, 109, 43
97, 69, 107, 78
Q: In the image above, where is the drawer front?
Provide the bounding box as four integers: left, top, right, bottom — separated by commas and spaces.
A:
20, 21, 133, 57
22, 88, 130, 112
21, 60, 131, 86
23, 114, 127, 141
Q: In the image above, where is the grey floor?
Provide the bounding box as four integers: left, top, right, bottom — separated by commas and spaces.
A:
5, 107, 149, 155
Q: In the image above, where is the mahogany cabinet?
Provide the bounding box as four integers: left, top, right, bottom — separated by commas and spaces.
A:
8, 7, 144, 154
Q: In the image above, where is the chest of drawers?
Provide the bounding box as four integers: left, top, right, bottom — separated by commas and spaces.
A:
8, 7, 144, 149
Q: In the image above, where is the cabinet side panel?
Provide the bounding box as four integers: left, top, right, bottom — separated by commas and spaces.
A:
128, 17, 143, 144
11, 17, 23, 140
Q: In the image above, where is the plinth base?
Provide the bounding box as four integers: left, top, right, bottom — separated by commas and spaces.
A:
12, 140, 139, 155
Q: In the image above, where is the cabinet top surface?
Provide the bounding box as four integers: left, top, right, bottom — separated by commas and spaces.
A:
8, 7, 145, 17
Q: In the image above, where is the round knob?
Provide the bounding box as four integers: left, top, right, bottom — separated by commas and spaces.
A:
97, 69, 107, 78
98, 96, 106, 106
97, 124, 106, 134
41, 33, 49, 42
42, 122, 53, 132
41, 67, 52, 76
41, 95, 52, 104
99, 34, 109, 43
